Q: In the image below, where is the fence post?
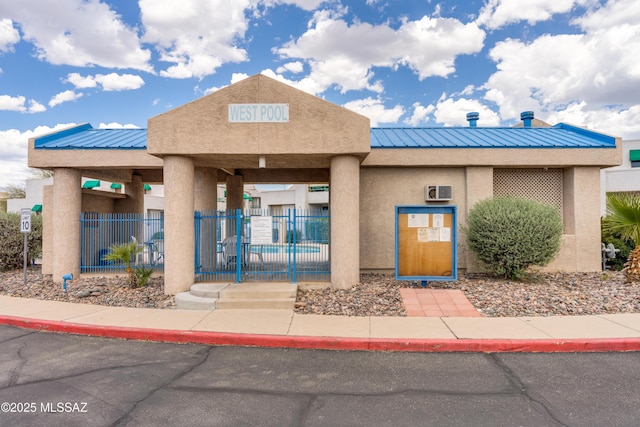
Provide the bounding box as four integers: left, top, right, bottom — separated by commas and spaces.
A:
194, 211, 201, 274
235, 209, 242, 283
292, 209, 297, 283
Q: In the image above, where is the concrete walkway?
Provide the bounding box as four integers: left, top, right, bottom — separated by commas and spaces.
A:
1, 295, 640, 352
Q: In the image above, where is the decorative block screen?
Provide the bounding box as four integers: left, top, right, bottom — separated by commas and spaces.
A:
493, 169, 563, 216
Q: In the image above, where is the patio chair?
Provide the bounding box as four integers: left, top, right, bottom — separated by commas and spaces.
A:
130, 236, 145, 265
222, 235, 240, 268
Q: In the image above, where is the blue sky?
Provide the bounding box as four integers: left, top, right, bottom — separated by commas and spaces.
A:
1, 0, 639, 189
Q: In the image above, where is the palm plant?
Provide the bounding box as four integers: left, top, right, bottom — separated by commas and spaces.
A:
102, 241, 142, 288
603, 193, 640, 283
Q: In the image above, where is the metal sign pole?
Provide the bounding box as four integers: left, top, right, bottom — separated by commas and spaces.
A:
20, 208, 31, 285
23, 233, 28, 285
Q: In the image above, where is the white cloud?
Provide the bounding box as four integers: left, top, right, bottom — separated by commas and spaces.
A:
0, 18, 20, 53
0, 95, 27, 112
432, 96, 501, 127
0, 124, 75, 189
482, 0, 640, 137
547, 102, 640, 140
275, 8, 484, 95
342, 97, 404, 127
572, 0, 640, 29
272, 0, 326, 11
404, 102, 436, 126
27, 100, 46, 113
140, 0, 250, 79
48, 90, 82, 107
477, 0, 595, 30
276, 61, 305, 74
0, 95, 45, 113
95, 73, 145, 91
0, 1, 151, 70
66, 72, 145, 92
66, 73, 98, 89
97, 122, 141, 129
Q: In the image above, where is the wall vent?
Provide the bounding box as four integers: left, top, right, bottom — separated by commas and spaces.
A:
425, 185, 453, 201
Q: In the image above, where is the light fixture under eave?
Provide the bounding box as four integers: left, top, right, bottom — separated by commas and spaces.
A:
259, 156, 266, 168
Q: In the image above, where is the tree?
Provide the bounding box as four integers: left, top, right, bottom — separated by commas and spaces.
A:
4, 183, 25, 199
603, 193, 640, 283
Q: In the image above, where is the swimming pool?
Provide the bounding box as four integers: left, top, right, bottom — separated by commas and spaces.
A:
252, 244, 321, 254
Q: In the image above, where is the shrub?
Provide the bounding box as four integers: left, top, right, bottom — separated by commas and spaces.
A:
464, 197, 563, 280
102, 241, 143, 288
0, 212, 42, 271
601, 220, 633, 271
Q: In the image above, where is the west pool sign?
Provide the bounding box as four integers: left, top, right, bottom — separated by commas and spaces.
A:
228, 104, 289, 123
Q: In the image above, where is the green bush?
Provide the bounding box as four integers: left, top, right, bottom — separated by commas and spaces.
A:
0, 212, 43, 271
464, 197, 563, 280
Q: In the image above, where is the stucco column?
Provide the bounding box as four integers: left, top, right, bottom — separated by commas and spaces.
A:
330, 155, 360, 289
195, 168, 218, 211
225, 175, 244, 242
225, 175, 244, 211
564, 167, 602, 271
52, 168, 81, 283
464, 167, 493, 273
127, 174, 145, 213
164, 156, 195, 295
42, 184, 53, 277
195, 167, 218, 271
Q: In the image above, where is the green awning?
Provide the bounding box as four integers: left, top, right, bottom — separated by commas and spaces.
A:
110, 183, 122, 189
82, 180, 100, 189
32, 204, 42, 213
144, 184, 152, 191
222, 191, 251, 201
630, 150, 640, 162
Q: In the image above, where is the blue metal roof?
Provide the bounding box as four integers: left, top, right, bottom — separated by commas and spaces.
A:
34, 122, 616, 150
370, 123, 616, 149
34, 123, 147, 149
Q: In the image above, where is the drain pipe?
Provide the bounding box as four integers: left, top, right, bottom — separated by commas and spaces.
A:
62, 273, 73, 293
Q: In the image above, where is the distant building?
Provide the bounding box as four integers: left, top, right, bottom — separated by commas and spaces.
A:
601, 139, 640, 214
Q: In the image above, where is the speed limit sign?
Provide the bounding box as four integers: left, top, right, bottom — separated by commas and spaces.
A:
20, 208, 31, 233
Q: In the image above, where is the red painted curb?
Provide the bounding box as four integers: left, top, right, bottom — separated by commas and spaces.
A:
2, 315, 640, 352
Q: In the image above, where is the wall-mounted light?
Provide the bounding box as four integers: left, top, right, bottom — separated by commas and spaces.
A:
259, 156, 266, 168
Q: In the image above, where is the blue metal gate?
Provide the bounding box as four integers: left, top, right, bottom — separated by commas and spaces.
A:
80, 212, 164, 274
194, 209, 329, 283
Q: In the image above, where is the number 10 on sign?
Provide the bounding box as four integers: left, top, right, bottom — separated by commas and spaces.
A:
21, 208, 31, 233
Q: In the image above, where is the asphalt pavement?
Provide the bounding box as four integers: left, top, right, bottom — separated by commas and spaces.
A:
1, 324, 639, 426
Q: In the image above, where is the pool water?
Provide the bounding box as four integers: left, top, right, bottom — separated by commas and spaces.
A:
253, 244, 321, 254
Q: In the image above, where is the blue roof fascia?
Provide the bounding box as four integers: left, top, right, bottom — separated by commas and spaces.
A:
34, 123, 93, 148
370, 126, 617, 149
552, 123, 617, 147
34, 126, 148, 150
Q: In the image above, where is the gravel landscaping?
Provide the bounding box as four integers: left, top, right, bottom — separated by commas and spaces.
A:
1, 267, 639, 317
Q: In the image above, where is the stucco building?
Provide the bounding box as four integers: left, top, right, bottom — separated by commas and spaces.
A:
28, 74, 621, 295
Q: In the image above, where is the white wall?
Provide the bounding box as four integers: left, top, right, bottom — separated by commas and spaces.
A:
601, 139, 640, 215
6, 178, 53, 213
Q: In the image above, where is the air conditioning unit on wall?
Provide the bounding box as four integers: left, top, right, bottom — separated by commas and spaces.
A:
425, 185, 453, 201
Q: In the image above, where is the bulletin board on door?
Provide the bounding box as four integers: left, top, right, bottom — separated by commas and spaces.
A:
395, 205, 458, 281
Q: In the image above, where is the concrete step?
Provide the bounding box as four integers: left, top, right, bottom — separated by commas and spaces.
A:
190, 283, 229, 298
215, 298, 296, 310
219, 283, 298, 300
175, 292, 217, 310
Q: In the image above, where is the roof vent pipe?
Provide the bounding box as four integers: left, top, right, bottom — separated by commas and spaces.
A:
466, 112, 479, 128
521, 111, 534, 128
